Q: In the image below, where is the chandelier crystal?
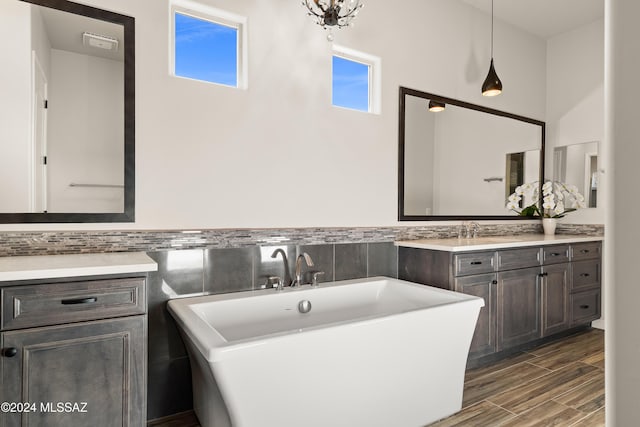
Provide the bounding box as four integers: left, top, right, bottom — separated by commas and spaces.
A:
303, 0, 364, 30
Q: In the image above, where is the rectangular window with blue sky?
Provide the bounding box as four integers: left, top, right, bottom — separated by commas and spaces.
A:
332, 55, 370, 112
174, 12, 238, 87
331, 45, 380, 114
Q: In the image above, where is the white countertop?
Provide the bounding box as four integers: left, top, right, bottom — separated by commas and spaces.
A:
395, 234, 603, 252
0, 252, 158, 282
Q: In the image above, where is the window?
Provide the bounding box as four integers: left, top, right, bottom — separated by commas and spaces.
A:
171, 2, 247, 88
332, 46, 381, 114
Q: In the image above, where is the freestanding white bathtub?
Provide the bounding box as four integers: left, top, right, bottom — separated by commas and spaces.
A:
167, 277, 483, 427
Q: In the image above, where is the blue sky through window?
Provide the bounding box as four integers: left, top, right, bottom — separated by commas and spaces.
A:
332, 55, 370, 112
174, 13, 237, 87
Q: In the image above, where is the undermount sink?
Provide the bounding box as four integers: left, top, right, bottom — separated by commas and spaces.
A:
457, 236, 515, 244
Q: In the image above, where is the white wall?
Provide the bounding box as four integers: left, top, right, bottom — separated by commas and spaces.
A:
606, 0, 640, 423
546, 18, 604, 224
30, 6, 51, 79
0, 0, 547, 230
47, 49, 124, 213
0, 1, 32, 212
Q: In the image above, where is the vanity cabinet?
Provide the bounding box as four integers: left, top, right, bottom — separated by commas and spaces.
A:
541, 262, 571, 337
496, 266, 541, 350
570, 243, 602, 326
454, 273, 497, 358
398, 239, 601, 363
1, 276, 147, 427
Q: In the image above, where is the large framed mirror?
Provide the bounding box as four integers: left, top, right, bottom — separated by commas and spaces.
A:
398, 87, 545, 220
0, 0, 134, 223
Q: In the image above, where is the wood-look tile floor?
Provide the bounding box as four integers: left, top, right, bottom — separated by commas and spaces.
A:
149, 329, 604, 427
430, 328, 604, 427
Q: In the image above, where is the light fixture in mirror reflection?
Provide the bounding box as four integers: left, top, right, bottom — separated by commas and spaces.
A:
0, 0, 134, 223
553, 142, 599, 208
399, 87, 545, 220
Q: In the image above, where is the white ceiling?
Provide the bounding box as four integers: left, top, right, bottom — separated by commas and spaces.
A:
461, 0, 604, 39
39, 5, 124, 62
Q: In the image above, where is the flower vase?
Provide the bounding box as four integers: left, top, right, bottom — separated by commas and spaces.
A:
542, 218, 557, 236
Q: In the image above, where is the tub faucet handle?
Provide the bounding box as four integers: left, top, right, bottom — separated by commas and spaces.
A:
267, 276, 284, 291
294, 253, 315, 287
311, 271, 325, 287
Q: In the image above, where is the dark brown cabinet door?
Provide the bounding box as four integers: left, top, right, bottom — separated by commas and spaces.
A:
1, 316, 145, 427
455, 273, 497, 358
541, 263, 570, 337
497, 267, 541, 350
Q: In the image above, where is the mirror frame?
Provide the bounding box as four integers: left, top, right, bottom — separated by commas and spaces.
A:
2, 0, 135, 223
398, 87, 545, 221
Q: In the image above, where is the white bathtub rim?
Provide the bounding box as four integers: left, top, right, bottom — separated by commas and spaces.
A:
167, 276, 484, 363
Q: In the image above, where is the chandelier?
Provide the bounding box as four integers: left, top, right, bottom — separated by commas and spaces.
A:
303, 0, 364, 33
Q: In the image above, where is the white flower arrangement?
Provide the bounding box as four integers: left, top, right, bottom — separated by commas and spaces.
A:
506, 181, 586, 218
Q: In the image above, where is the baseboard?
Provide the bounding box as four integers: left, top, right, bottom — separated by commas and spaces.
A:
592, 318, 605, 330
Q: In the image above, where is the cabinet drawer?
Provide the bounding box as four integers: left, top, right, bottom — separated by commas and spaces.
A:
496, 248, 541, 271
571, 242, 601, 261
571, 260, 600, 291
1, 277, 146, 330
571, 290, 600, 325
542, 245, 570, 265
454, 252, 495, 276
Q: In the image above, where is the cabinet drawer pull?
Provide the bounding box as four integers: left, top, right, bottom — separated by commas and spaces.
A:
580, 249, 590, 254
538, 272, 548, 277
580, 273, 591, 278
2, 347, 18, 358
470, 261, 483, 265
580, 304, 590, 309
61, 297, 98, 305
550, 252, 561, 257
491, 280, 498, 285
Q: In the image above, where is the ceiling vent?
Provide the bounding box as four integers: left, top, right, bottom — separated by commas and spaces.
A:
82, 32, 119, 51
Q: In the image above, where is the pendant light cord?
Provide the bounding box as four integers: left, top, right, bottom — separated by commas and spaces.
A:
491, 0, 494, 58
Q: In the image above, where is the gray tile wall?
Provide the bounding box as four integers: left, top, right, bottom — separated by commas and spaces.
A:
146, 241, 398, 421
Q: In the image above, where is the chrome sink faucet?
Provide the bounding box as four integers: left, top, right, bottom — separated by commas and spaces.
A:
458, 221, 480, 239
270, 249, 292, 286
468, 222, 480, 238
293, 253, 315, 287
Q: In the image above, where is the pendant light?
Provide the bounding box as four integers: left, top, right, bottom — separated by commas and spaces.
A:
428, 100, 445, 112
482, 0, 502, 97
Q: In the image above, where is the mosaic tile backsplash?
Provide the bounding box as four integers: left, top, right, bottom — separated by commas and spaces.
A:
0, 223, 602, 257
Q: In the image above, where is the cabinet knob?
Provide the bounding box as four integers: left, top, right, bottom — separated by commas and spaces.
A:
580, 305, 590, 310
580, 273, 591, 278
2, 347, 18, 358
